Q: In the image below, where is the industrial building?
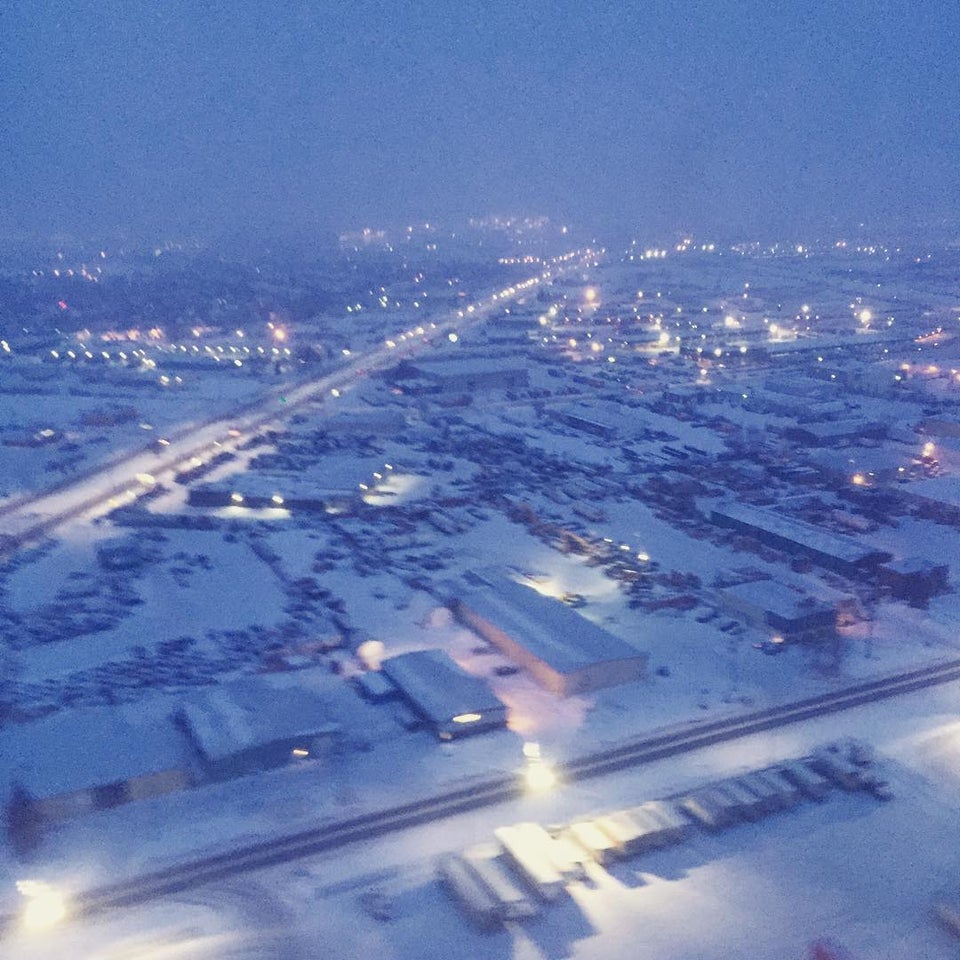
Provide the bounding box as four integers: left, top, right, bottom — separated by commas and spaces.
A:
878, 556, 949, 605
187, 458, 393, 514
2, 703, 191, 823
715, 580, 839, 642
451, 574, 648, 696
900, 476, 960, 526
380, 648, 508, 740
405, 357, 529, 393
175, 675, 338, 781
710, 502, 892, 576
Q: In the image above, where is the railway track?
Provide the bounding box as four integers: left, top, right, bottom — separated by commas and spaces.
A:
9, 653, 959, 932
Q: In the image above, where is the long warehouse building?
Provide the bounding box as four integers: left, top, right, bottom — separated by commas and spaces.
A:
451, 574, 647, 697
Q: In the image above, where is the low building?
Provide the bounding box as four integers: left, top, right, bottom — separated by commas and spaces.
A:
451, 574, 648, 697
710, 502, 892, 576
716, 580, 838, 642
900, 476, 960, 526
878, 556, 949, 605
175, 675, 338, 781
2, 702, 191, 823
381, 649, 508, 740
406, 358, 529, 394
781, 419, 887, 447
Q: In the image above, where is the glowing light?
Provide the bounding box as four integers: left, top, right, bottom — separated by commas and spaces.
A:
923, 442, 936, 458
448, 333, 459, 342
584, 287, 598, 303
858, 309, 872, 323
851, 473, 867, 486
135, 473, 156, 486
271, 494, 284, 505
17, 880, 67, 932
230, 492, 244, 504
452, 713, 482, 724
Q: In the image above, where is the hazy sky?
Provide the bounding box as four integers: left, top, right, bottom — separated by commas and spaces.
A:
2, 0, 958, 240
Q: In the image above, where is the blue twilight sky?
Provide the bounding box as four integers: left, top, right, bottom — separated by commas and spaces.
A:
1, 0, 958, 241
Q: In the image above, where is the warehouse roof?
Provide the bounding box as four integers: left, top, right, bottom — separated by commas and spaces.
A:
1, 700, 189, 800
456, 574, 644, 676
380, 649, 506, 726
720, 580, 836, 621
177, 675, 336, 763
711, 501, 889, 566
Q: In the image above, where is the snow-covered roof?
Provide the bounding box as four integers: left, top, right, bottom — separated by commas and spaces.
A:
901, 475, 960, 509
177, 675, 336, 762
719, 580, 835, 619
380, 648, 506, 725
1, 701, 189, 800
410, 357, 528, 378
711, 501, 888, 566
456, 574, 645, 675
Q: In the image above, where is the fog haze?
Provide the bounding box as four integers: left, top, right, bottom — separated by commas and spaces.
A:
3, 0, 958, 240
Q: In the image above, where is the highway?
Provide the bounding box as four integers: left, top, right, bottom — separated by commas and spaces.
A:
9, 653, 958, 933
0, 250, 590, 556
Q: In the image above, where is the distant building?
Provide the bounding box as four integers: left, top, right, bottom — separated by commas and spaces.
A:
710, 502, 892, 576
716, 581, 838, 642
900, 476, 960, 526
781, 420, 887, 447
405, 358, 529, 393
878, 557, 949, 605
175, 675, 338, 782
2, 703, 191, 823
380, 648, 508, 740
451, 574, 648, 696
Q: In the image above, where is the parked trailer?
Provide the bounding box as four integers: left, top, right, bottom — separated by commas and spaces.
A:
566, 820, 617, 865
678, 789, 737, 830
810, 751, 864, 791
494, 824, 566, 901
738, 772, 783, 814
779, 759, 831, 800
715, 780, 766, 821
759, 768, 802, 806
624, 804, 676, 851
594, 809, 654, 857
635, 800, 695, 844
437, 853, 502, 931
462, 843, 538, 921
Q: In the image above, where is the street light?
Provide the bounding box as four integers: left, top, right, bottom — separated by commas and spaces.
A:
522, 742, 557, 792
17, 880, 68, 932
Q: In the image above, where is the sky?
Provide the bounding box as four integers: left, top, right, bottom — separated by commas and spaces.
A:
2, 0, 959, 241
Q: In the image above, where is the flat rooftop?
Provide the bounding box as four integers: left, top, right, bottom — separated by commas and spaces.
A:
456, 574, 645, 676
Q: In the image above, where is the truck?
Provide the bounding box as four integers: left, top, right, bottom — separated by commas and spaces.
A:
462, 843, 538, 920
779, 759, 831, 801
437, 853, 501, 931
494, 824, 566, 901
566, 820, 617, 865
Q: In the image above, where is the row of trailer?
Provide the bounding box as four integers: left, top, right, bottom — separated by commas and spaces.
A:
439, 746, 885, 930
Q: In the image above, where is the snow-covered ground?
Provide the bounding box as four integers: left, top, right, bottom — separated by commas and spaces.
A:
7, 677, 960, 960
3, 243, 960, 957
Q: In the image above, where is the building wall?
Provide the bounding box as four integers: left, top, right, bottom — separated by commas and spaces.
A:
127, 767, 191, 802
35, 789, 95, 822
456, 606, 569, 695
